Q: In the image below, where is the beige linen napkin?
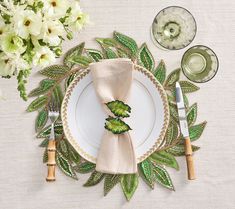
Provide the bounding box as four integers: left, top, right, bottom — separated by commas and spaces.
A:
90, 58, 137, 174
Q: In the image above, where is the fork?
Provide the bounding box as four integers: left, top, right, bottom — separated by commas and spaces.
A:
46, 99, 59, 182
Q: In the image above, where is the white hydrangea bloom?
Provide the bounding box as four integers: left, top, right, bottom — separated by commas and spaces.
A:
0, 52, 29, 77
38, 17, 65, 46
33, 46, 56, 67
13, 9, 42, 39
67, 1, 89, 31
0, 33, 26, 54
45, 0, 69, 18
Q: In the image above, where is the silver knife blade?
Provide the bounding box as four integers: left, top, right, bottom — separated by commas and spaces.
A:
176, 82, 189, 137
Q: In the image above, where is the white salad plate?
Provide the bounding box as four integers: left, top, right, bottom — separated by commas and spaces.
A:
61, 65, 169, 163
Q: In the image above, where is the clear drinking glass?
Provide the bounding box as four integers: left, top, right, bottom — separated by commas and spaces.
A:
151, 6, 197, 50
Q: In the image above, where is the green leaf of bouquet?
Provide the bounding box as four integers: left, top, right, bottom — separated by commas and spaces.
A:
104, 174, 122, 196
154, 60, 166, 84
35, 108, 48, 132
36, 123, 63, 138
164, 68, 181, 88
138, 43, 155, 71
40, 65, 70, 79
75, 162, 96, 173
153, 164, 175, 190
113, 31, 138, 57
43, 148, 48, 163
104, 47, 118, 59
105, 117, 131, 134
68, 55, 92, 67
187, 103, 197, 127
149, 151, 179, 170
106, 100, 131, 118
29, 79, 55, 97
189, 121, 207, 141
138, 159, 155, 189
166, 144, 200, 156
56, 151, 78, 180
86, 49, 104, 62
164, 119, 179, 145
121, 174, 138, 201
179, 81, 200, 93
84, 171, 105, 187
64, 42, 85, 67
27, 96, 48, 112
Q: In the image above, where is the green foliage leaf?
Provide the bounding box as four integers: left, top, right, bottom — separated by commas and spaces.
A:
104, 47, 118, 59
153, 164, 174, 190
40, 65, 70, 79
68, 55, 92, 67
39, 138, 49, 148
29, 79, 55, 97
179, 81, 200, 93
56, 151, 77, 179
113, 31, 138, 57
138, 159, 154, 189
154, 60, 166, 84
35, 108, 48, 132
68, 144, 81, 164
138, 43, 155, 71
121, 174, 138, 201
84, 171, 105, 187
96, 38, 118, 48
106, 100, 131, 118
169, 103, 179, 122
104, 174, 122, 196
64, 42, 85, 67
105, 117, 131, 134
86, 49, 104, 62
58, 139, 69, 158
52, 85, 63, 107
65, 74, 76, 90
36, 123, 63, 138
166, 145, 200, 156
187, 103, 197, 126
75, 162, 95, 173
117, 48, 129, 58
189, 122, 207, 141
164, 119, 179, 145
43, 148, 48, 163
27, 96, 48, 112
149, 151, 179, 170
164, 68, 181, 88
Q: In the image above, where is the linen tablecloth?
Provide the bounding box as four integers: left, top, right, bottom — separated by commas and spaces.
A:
0, 0, 235, 208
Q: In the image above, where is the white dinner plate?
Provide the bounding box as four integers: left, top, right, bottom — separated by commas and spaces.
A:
61, 65, 169, 163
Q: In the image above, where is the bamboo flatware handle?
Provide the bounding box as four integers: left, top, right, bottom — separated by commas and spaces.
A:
46, 140, 56, 182
184, 137, 196, 180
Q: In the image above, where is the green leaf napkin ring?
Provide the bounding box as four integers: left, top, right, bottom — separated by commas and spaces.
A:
105, 100, 132, 134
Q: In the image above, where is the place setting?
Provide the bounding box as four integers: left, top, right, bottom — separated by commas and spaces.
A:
0, 1, 219, 202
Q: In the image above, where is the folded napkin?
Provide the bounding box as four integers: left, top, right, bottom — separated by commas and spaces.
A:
90, 58, 137, 174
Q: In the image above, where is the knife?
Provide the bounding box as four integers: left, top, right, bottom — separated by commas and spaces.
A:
176, 82, 196, 180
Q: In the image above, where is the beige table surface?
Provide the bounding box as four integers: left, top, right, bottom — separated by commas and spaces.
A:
1, 0, 235, 209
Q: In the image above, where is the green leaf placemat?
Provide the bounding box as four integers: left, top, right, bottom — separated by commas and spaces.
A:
27, 31, 207, 201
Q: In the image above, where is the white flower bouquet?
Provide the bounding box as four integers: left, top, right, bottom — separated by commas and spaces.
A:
0, 0, 89, 100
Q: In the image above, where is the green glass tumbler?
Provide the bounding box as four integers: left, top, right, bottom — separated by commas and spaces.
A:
181, 45, 219, 83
